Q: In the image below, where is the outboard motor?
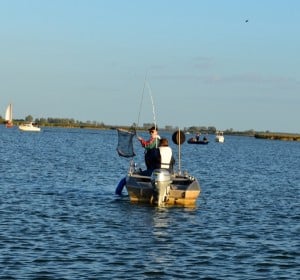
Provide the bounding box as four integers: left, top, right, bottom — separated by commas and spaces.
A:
151, 169, 172, 206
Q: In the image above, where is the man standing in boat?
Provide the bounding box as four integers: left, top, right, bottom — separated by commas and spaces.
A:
137, 126, 161, 171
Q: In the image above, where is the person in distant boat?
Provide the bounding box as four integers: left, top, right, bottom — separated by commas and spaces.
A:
157, 138, 175, 173
137, 126, 161, 171
195, 133, 200, 141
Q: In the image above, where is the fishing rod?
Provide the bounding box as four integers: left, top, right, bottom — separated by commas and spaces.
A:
136, 73, 157, 132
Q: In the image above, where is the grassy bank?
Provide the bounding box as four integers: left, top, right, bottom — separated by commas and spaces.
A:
254, 132, 300, 141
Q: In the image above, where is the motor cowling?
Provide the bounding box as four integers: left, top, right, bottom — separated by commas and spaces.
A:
151, 169, 172, 206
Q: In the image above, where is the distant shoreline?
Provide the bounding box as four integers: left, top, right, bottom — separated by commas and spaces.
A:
254, 132, 300, 141
1, 122, 300, 141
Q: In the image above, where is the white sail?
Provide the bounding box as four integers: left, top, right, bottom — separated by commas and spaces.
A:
5, 104, 13, 122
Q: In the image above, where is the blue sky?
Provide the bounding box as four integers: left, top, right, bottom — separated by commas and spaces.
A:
1, 0, 299, 133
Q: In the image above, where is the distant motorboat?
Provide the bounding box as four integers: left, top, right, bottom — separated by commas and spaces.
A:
187, 137, 209, 145
5, 104, 13, 128
215, 131, 224, 143
19, 122, 41, 132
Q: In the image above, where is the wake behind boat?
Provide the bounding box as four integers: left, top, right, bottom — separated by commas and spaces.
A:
116, 129, 201, 207
19, 122, 41, 132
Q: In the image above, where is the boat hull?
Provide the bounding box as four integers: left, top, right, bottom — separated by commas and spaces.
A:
19, 123, 41, 132
6, 122, 13, 128
215, 136, 224, 143
125, 170, 201, 207
187, 140, 209, 144
187, 137, 209, 144
215, 131, 224, 142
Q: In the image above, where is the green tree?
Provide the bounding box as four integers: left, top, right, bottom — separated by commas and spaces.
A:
25, 115, 33, 122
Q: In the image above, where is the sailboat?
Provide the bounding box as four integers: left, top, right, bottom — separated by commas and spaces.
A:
5, 104, 13, 128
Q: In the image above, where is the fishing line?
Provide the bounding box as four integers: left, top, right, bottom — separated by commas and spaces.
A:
136, 73, 148, 130
146, 80, 157, 130
136, 72, 157, 134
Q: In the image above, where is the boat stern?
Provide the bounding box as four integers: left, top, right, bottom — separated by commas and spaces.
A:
151, 169, 172, 206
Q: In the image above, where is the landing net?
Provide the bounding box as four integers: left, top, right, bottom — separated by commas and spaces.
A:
116, 128, 136, 158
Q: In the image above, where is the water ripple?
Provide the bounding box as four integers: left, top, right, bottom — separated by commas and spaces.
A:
0, 128, 299, 279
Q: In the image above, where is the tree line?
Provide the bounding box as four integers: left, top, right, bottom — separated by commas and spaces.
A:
0, 114, 256, 135
0, 115, 106, 129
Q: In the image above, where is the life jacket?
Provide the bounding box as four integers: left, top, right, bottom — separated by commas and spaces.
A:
159, 146, 173, 169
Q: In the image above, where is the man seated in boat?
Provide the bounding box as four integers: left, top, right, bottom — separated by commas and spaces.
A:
137, 126, 161, 170
157, 138, 175, 173
139, 137, 175, 176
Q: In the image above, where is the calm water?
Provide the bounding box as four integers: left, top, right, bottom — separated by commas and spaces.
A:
0, 126, 299, 279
